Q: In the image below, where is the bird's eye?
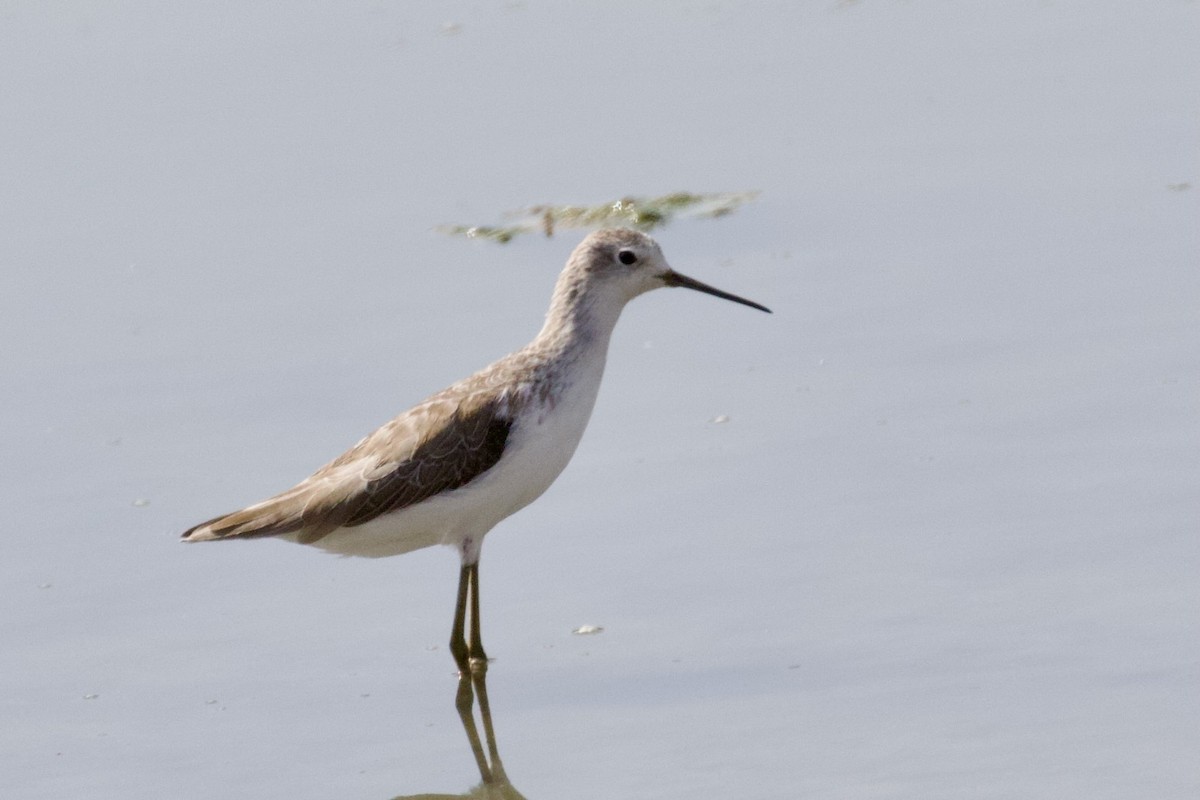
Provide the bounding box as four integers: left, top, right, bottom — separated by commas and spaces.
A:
617, 249, 638, 265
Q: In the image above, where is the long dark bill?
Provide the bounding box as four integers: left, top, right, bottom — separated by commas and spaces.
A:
662, 269, 772, 313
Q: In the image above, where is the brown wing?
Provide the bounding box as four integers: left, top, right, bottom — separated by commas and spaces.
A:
181, 392, 512, 544
336, 400, 511, 528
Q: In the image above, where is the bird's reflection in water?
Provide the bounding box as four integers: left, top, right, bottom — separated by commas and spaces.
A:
391, 669, 526, 800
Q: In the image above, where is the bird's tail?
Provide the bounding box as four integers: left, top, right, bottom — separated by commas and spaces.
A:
180, 492, 307, 543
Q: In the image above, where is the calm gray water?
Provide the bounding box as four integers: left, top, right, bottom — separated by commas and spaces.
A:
2, 3, 1197, 798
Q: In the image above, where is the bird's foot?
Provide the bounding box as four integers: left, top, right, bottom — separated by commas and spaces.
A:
450, 641, 489, 675
467, 651, 490, 674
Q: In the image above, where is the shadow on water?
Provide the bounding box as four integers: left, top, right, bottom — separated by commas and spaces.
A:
390, 669, 526, 800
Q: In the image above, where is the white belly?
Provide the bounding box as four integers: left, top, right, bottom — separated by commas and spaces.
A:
293, 349, 607, 561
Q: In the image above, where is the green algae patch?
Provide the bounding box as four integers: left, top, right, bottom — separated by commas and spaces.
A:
438, 191, 758, 243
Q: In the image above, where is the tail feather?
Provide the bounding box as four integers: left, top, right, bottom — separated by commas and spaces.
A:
181, 496, 307, 542
180, 466, 365, 543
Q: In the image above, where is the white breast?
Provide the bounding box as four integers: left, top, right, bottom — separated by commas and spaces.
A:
295, 344, 608, 561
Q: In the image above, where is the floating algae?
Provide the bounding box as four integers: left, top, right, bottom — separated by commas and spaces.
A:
438, 191, 758, 244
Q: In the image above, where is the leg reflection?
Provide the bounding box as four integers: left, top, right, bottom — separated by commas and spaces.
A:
452, 669, 523, 798
391, 669, 524, 799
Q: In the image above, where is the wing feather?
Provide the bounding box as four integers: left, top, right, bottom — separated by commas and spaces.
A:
181, 391, 513, 544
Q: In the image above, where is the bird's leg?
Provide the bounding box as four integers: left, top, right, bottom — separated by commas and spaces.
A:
467, 561, 488, 670
450, 563, 472, 672
450, 561, 488, 673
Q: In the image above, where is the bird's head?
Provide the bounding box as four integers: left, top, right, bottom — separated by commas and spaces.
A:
568, 228, 771, 313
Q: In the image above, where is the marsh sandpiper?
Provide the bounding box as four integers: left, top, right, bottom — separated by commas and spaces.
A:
182, 228, 770, 672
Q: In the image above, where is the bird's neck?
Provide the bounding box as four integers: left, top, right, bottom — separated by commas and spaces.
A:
531, 270, 626, 363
